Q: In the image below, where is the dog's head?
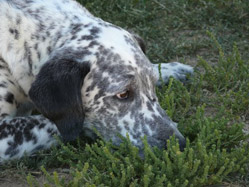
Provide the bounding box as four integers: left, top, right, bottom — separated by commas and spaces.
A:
29, 23, 186, 151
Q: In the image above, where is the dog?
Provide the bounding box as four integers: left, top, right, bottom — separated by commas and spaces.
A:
0, 0, 193, 161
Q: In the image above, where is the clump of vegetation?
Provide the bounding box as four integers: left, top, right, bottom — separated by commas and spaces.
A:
27, 116, 248, 186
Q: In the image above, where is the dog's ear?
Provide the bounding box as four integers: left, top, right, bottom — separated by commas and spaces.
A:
132, 33, 146, 54
29, 56, 90, 142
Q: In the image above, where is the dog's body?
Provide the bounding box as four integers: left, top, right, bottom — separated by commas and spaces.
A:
0, 0, 193, 161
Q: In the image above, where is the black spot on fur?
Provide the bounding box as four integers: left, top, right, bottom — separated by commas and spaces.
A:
0, 83, 7, 88
88, 41, 99, 48
9, 28, 14, 34
5, 92, 14, 104
5, 145, 19, 157
34, 43, 38, 50
16, 17, 21, 25
81, 35, 94, 40
146, 101, 154, 112
46, 31, 50, 37
47, 46, 52, 54
47, 128, 53, 134
39, 123, 45, 129
8, 79, 15, 85
90, 26, 100, 36
84, 23, 91, 28
71, 35, 77, 40
23, 122, 37, 143
38, 23, 46, 32
70, 23, 83, 35
24, 41, 33, 74
9, 28, 19, 40
1, 113, 9, 118
37, 52, 41, 60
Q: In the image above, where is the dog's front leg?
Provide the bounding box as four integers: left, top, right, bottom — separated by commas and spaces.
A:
0, 115, 59, 161
153, 62, 194, 86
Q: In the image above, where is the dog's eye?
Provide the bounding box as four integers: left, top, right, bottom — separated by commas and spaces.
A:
116, 90, 129, 100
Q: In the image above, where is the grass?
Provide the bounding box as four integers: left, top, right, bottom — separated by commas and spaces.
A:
0, 0, 249, 186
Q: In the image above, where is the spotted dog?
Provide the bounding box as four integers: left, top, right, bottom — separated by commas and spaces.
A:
0, 0, 193, 161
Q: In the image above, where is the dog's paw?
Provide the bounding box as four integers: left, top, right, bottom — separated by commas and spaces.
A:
153, 62, 194, 86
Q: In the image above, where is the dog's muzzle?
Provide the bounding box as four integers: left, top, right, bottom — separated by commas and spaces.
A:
147, 128, 186, 152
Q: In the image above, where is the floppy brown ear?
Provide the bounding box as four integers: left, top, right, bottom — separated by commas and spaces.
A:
29, 56, 90, 142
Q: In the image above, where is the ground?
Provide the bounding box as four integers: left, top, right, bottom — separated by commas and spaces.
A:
0, 0, 248, 186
